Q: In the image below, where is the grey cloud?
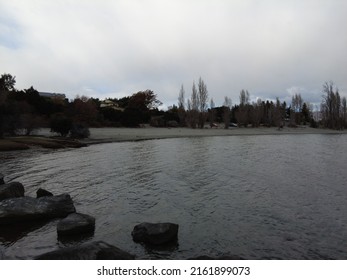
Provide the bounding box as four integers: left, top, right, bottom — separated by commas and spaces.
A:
1, 0, 346, 107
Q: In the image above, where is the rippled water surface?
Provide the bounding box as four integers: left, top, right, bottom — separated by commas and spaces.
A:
1, 134, 347, 259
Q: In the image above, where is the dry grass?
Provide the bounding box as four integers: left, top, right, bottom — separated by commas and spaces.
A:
0, 139, 30, 151
0, 136, 85, 151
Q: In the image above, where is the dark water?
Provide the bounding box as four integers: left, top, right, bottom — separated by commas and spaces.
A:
1, 134, 347, 259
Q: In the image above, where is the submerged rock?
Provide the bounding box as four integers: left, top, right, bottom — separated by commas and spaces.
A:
36, 188, 53, 198
0, 174, 4, 185
132, 222, 179, 245
57, 213, 95, 236
0, 182, 25, 201
35, 241, 135, 260
0, 194, 75, 225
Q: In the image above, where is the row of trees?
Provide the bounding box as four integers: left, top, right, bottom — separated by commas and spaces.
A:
321, 81, 347, 130
1, 72, 346, 138
0, 73, 164, 137
176, 78, 347, 130
178, 77, 209, 129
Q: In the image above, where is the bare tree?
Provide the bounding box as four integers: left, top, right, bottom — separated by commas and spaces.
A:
186, 98, 192, 128
223, 96, 232, 129
191, 81, 199, 111
178, 84, 185, 110
198, 77, 208, 112
178, 84, 186, 126
239, 89, 250, 105
291, 93, 303, 125
198, 77, 209, 128
189, 81, 199, 128
321, 81, 343, 129
209, 98, 215, 127
236, 89, 250, 127
291, 93, 303, 113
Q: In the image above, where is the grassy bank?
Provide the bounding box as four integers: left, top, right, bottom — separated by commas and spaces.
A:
1, 126, 346, 151
0, 136, 86, 151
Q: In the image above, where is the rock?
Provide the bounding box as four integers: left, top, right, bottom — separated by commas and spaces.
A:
0, 174, 4, 185
188, 255, 215, 260
35, 241, 135, 260
0, 194, 75, 225
0, 248, 5, 260
36, 188, 53, 198
0, 182, 25, 201
188, 255, 245, 260
57, 213, 95, 236
132, 222, 179, 245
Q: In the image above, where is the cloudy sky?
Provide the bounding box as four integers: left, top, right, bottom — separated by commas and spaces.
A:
1, 0, 346, 108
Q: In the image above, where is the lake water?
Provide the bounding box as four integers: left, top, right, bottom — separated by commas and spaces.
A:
1, 134, 347, 259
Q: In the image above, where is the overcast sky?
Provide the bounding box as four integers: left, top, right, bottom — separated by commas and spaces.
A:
1, 0, 346, 108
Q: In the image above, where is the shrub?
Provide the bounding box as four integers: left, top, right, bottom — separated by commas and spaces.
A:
121, 108, 143, 127
50, 115, 72, 137
70, 123, 90, 139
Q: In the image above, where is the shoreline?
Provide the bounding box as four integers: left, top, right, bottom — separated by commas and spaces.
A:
1, 126, 346, 151
80, 126, 347, 145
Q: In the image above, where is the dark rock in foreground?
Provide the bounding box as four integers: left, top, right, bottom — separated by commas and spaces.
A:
57, 213, 95, 236
0, 182, 25, 201
132, 222, 179, 245
188, 255, 245, 260
0, 248, 5, 260
0, 174, 4, 185
0, 194, 75, 224
35, 241, 135, 260
36, 188, 53, 198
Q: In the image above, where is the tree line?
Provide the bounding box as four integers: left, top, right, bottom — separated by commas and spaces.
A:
0, 73, 163, 137
176, 77, 347, 130
1, 73, 346, 138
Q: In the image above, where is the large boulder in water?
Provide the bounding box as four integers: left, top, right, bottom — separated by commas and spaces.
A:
132, 222, 179, 245
57, 213, 95, 237
35, 241, 135, 260
0, 182, 25, 201
36, 188, 53, 198
0, 194, 76, 225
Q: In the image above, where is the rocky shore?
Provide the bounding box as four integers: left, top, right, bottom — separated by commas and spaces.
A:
0, 173, 244, 260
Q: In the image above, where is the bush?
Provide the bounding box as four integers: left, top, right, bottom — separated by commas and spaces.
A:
150, 116, 165, 127
167, 120, 178, 127
121, 108, 143, 127
50, 115, 72, 137
70, 123, 90, 139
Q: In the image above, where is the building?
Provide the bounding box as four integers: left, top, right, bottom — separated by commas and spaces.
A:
39, 92, 66, 100
100, 99, 124, 111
